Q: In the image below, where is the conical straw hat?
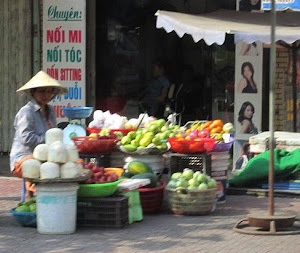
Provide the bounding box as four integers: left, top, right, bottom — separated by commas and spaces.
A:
16, 70, 68, 94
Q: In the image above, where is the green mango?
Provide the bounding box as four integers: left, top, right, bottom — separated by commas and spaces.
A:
135, 134, 143, 143
123, 144, 137, 152
121, 136, 132, 145
15, 205, 30, 212
29, 203, 36, 213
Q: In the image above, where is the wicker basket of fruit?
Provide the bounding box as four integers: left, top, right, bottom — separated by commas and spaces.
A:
166, 169, 217, 215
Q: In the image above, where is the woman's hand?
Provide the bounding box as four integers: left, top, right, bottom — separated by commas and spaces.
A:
239, 44, 251, 56
237, 78, 247, 93
240, 119, 251, 134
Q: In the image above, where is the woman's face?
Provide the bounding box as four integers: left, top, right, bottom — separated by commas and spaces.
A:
244, 105, 254, 119
243, 65, 252, 80
153, 64, 164, 77
33, 87, 57, 107
251, 0, 259, 5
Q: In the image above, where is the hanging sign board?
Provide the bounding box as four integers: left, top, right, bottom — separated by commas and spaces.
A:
43, 0, 86, 122
261, 0, 300, 11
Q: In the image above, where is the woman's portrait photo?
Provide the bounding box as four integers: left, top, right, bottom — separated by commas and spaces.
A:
238, 101, 258, 134
239, 42, 259, 56
237, 62, 258, 93
239, 0, 261, 12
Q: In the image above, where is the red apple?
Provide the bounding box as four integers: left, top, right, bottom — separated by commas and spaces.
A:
86, 162, 94, 170
106, 175, 115, 183
92, 166, 101, 173
98, 178, 106, 184
94, 171, 103, 179
85, 178, 94, 184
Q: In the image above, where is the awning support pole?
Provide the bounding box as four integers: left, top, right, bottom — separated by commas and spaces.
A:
268, 0, 276, 217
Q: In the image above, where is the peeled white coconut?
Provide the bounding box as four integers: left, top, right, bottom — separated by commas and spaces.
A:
22, 159, 41, 178
88, 120, 100, 128
125, 118, 139, 129
60, 162, 81, 178
45, 128, 63, 145
65, 143, 79, 162
48, 141, 67, 163
33, 144, 49, 162
40, 162, 60, 179
77, 162, 83, 171
93, 110, 104, 121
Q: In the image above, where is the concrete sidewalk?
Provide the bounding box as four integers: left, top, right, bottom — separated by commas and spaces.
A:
0, 177, 300, 253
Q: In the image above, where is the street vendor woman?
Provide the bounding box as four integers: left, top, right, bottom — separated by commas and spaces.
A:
10, 71, 68, 200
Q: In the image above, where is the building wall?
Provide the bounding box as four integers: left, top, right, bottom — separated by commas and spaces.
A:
275, 48, 289, 131
0, 0, 33, 153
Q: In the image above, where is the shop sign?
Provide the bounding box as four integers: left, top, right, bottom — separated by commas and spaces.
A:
261, 0, 300, 11
42, 0, 86, 121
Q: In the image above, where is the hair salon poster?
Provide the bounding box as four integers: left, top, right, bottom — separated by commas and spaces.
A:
42, 0, 86, 121
233, 42, 263, 170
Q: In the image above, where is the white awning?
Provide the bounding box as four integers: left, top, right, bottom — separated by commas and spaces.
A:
155, 9, 300, 45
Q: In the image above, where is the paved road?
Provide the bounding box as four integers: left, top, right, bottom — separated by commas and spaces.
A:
0, 177, 300, 253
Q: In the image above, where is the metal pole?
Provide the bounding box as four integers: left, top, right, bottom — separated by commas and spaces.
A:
268, 0, 276, 216
32, 0, 41, 75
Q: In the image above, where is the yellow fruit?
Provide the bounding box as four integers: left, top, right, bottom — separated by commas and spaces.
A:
89, 133, 98, 139
139, 136, 152, 147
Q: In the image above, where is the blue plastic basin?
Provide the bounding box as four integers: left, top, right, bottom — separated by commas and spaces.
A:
62, 107, 94, 119
10, 209, 37, 227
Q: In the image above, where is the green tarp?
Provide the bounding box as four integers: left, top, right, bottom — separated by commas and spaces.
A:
229, 148, 300, 187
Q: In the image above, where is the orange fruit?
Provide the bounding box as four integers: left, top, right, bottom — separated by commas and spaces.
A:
210, 126, 222, 134
176, 133, 185, 139
212, 119, 224, 128
185, 129, 192, 135
185, 136, 193, 141
202, 121, 212, 129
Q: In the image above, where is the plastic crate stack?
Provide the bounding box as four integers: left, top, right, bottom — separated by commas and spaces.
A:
168, 153, 212, 176
209, 152, 230, 204
77, 195, 129, 228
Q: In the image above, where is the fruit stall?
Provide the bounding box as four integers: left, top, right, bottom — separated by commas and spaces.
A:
11, 107, 234, 234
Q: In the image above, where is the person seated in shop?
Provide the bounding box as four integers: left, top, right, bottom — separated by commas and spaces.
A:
140, 59, 170, 118
233, 142, 254, 173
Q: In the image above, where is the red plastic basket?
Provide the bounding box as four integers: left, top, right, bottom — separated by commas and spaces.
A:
167, 138, 216, 154
73, 136, 117, 154
87, 128, 136, 136
138, 181, 166, 214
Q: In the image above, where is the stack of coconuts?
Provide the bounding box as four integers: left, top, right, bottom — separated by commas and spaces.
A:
22, 128, 83, 179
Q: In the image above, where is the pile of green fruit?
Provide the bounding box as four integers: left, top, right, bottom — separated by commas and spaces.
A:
15, 197, 36, 213
120, 119, 181, 153
122, 160, 160, 188
167, 169, 217, 191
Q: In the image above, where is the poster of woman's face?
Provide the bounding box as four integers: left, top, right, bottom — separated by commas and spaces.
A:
235, 99, 260, 139
236, 61, 258, 94
237, 101, 258, 134
238, 0, 261, 11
